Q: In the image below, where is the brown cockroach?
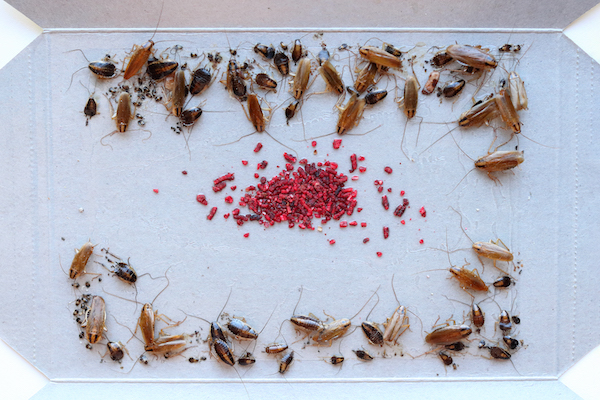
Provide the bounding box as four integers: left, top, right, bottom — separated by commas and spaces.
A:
353, 348, 374, 361
493, 276, 512, 288
146, 56, 178, 81
273, 51, 290, 76
166, 69, 187, 117
442, 79, 466, 98
180, 106, 203, 127
253, 43, 275, 60
265, 343, 289, 354
291, 39, 305, 63
458, 95, 499, 128
318, 59, 345, 96
431, 51, 453, 68
84, 96, 97, 126
445, 341, 467, 352
395, 66, 420, 160
223, 57, 248, 101
449, 262, 489, 294
422, 71, 440, 95
290, 287, 325, 333
226, 317, 258, 341
285, 100, 301, 125
255, 72, 278, 91
360, 290, 384, 345
146, 333, 189, 356
488, 345, 511, 359
426, 324, 472, 346
443, 295, 486, 329
503, 336, 520, 350
438, 351, 453, 366
69, 241, 96, 279
67, 51, 118, 91
237, 351, 256, 366
446, 45, 497, 70
122, 4, 164, 80
81, 295, 107, 344
328, 355, 345, 365
100, 92, 139, 147
189, 66, 213, 96
495, 88, 521, 134
279, 351, 295, 373
336, 93, 366, 135
383, 42, 402, 57
290, 58, 312, 100
359, 46, 401, 69
102, 341, 130, 362
354, 62, 379, 94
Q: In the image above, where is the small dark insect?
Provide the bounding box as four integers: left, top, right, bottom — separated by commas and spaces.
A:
478, 340, 486, 348
503, 336, 520, 350
83, 97, 97, 126
76, 317, 82, 324
439, 351, 453, 366
498, 310, 512, 332
361, 321, 384, 345
139, 354, 149, 365
431, 52, 452, 67
180, 107, 203, 127
255, 73, 278, 91
445, 342, 466, 352
189, 357, 199, 363
189, 67, 213, 96
318, 47, 330, 66
190, 53, 198, 58
329, 355, 344, 365
85, 281, 91, 288
238, 351, 256, 366
147, 56, 178, 81
383, 42, 402, 57
512, 316, 521, 325
254, 44, 275, 60
291, 39, 304, 62
285, 100, 301, 125
365, 89, 388, 105
273, 52, 290, 75
73, 310, 79, 316
106, 341, 127, 362
338, 44, 348, 50
442, 79, 465, 98
489, 346, 511, 360
493, 276, 512, 288
499, 44, 512, 52
79, 332, 85, 339
353, 349, 374, 361
86, 343, 93, 350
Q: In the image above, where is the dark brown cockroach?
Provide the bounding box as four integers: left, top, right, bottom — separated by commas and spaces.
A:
166, 70, 186, 117
67, 50, 117, 91
354, 62, 379, 94
289, 286, 325, 334
361, 321, 384, 345
285, 100, 301, 125
396, 71, 420, 159
425, 324, 472, 346
212, 338, 235, 366
422, 71, 440, 95
329, 355, 345, 365
238, 351, 256, 366
254, 43, 275, 60
189, 67, 213, 96
488, 346, 511, 359
383, 42, 402, 57
180, 106, 203, 127
497, 310, 512, 332
443, 295, 485, 328
273, 51, 290, 76
318, 59, 345, 95
336, 93, 366, 135
291, 39, 304, 62
279, 351, 294, 373
123, 4, 164, 80
227, 317, 258, 341
445, 342, 467, 352
353, 349, 374, 361
439, 351, 453, 366
104, 341, 129, 362
503, 336, 520, 350
84, 96, 97, 126
81, 295, 107, 344
69, 241, 96, 279
493, 276, 512, 288
359, 46, 401, 69
101, 92, 134, 146
364, 89, 387, 105
224, 58, 247, 101
147, 56, 178, 81
318, 46, 330, 66
247, 93, 269, 132
255, 72, 278, 91
431, 51, 453, 68
446, 44, 497, 70
290, 58, 312, 100
499, 44, 512, 52
442, 79, 466, 97
512, 316, 521, 325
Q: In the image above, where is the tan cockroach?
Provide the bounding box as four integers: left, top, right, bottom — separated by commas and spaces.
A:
508, 71, 527, 111
102, 341, 130, 362
425, 323, 472, 346
446, 44, 498, 70
165, 69, 186, 117
81, 295, 107, 344
100, 92, 144, 148
354, 62, 379, 94
353, 348, 374, 361
359, 46, 402, 69
290, 58, 312, 100
337, 93, 367, 135
383, 274, 419, 344
395, 63, 421, 160
69, 241, 96, 280
317, 58, 345, 101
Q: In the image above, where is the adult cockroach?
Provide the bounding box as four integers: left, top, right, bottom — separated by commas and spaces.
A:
422, 71, 440, 95
395, 64, 420, 160
69, 241, 96, 280
290, 58, 312, 100
426, 324, 472, 346
336, 93, 366, 135
165, 69, 186, 117
122, 4, 164, 80
495, 88, 521, 134
508, 71, 527, 111
81, 295, 107, 344
446, 45, 497, 70
359, 46, 402, 69
318, 58, 345, 96
100, 92, 142, 147
354, 62, 379, 94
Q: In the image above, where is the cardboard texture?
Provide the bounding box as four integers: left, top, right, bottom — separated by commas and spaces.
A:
1, 1, 599, 398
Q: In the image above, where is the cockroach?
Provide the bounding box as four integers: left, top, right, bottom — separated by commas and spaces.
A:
446, 45, 497, 70
189, 67, 213, 96
246, 93, 269, 132
383, 274, 414, 344
442, 79, 466, 97
499, 44, 512, 52
475, 150, 525, 183
139, 354, 149, 365
227, 317, 258, 341
147, 56, 178, 81
67, 51, 118, 91
364, 89, 387, 105
494, 88, 521, 134
353, 349, 374, 361
238, 351, 256, 366
147, 334, 189, 356
83, 96, 97, 126
123, 4, 164, 80
279, 351, 294, 373
493, 276, 512, 288
402, 76, 419, 119
255, 72, 278, 91
222, 50, 248, 102
189, 357, 199, 363
442, 295, 486, 328
508, 71, 527, 111
180, 106, 203, 127
360, 290, 384, 345
431, 51, 453, 68
426, 324, 472, 346
383, 42, 402, 57
289, 286, 325, 334
449, 263, 489, 294
488, 346, 511, 360
81, 295, 107, 344
422, 71, 440, 95
273, 51, 290, 76
290, 58, 312, 99
254, 43, 275, 60
497, 310, 512, 332
354, 62, 378, 94
291, 39, 304, 62
265, 343, 289, 354
104, 341, 129, 362
336, 93, 366, 135
458, 95, 499, 128
318, 46, 330, 66
101, 92, 138, 147
359, 46, 402, 69
318, 59, 345, 95
512, 316, 521, 325
285, 100, 301, 125
329, 355, 345, 365
166, 70, 186, 117
445, 342, 467, 352
438, 351, 453, 366
503, 336, 520, 350
69, 241, 96, 279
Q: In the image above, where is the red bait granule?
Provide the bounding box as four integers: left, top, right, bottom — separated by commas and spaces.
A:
349, 221, 358, 226
363, 238, 370, 243
311, 141, 317, 147
214, 173, 235, 185
196, 194, 208, 205
419, 207, 426, 217
212, 182, 227, 192
382, 195, 389, 210
207, 207, 218, 220
230, 186, 237, 191
182, 170, 188, 175
357, 208, 363, 212
376, 252, 382, 257
419, 239, 424, 244
223, 213, 230, 219
400, 190, 405, 196
361, 222, 367, 227
330, 162, 338, 170
394, 198, 409, 217
254, 143, 263, 152
254, 173, 259, 178
257, 161, 268, 170
384, 166, 393, 174
378, 187, 383, 193
236, 162, 356, 229
358, 156, 365, 161
401, 220, 405, 225
242, 160, 248, 166
333, 139, 342, 149
387, 188, 392, 193
225, 196, 234, 204
153, 189, 159, 194
244, 233, 250, 238
340, 221, 348, 228
349, 154, 357, 173
329, 239, 336, 245
383, 226, 389, 239
283, 153, 297, 163
352, 176, 359, 181
359, 166, 367, 173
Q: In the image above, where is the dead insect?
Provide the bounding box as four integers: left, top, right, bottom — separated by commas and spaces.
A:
318, 59, 345, 96
336, 93, 366, 135
425, 324, 472, 346
123, 5, 164, 80
354, 62, 379, 94
318, 46, 330, 66
488, 346, 511, 360
189, 357, 199, 363
147, 56, 178, 81
104, 341, 129, 362
224, 58, 247, 101
254, 44, 275, 60
69, 241, 96, 280
353, 349, 374, 361
359, 46, 401, 69
512, 316, 521, 325
227, 317, 258, 341
166, 70, 187, 117
438, 351, 453, 366
503, 336, 520, 350
431, 51, 453, 67
442, 79, 466, 97
508, 71, 528, 111
189, 67, 213, 96
255, 72, 278, 91
422, 71, 440, 95
238, 351, 256, 366
78, 331, 85, 339
67, 51, 118, 91
265, 343, 289, 354
101, 92, 136, 146
329, 355, 345, 365
493, 276, 512, 288
180, 106, 203, 127
446, 44, 497, 70
285, 100, 301, 125
81, 295, 107, 344
445, 342, 467, 352
382, 42, 402, 57
364, 89, 387, 105
291, 39, 304, 62
273, 51, 290, 76
290, 58, 312, 99
382, 274, 412, 344
497, 310, 513, 332
139, 354, 149, 365
499, 44, 512, 52
495, 88, 521, 134
360, 290, 383, 345
443, 295, 486, 328
279, 351, 294, 373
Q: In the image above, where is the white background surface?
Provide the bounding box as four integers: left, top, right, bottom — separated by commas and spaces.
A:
0, 1, 599, 399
